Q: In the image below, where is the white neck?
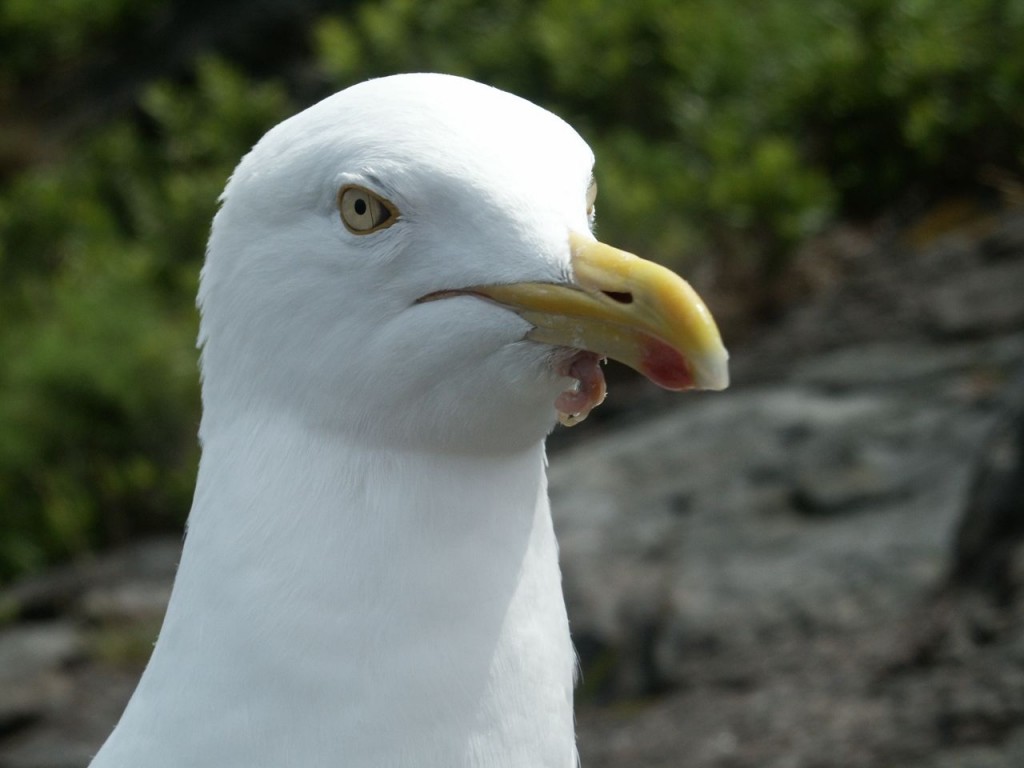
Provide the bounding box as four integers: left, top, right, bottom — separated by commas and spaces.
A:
91, 414, 576, 768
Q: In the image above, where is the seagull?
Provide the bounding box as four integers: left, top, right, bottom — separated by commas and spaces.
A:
90, 73, 728, 768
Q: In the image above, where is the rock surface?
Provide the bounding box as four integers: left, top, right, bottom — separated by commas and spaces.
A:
1, 209, 1023, 767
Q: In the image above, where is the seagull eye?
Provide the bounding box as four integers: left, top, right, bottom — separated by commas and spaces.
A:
585, 178, 598, 218
338, 185, 398, 234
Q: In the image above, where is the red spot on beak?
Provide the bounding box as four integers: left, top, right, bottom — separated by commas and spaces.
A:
639, 337, 694, 391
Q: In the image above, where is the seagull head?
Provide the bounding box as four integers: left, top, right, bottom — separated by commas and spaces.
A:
199, 73, 728, 453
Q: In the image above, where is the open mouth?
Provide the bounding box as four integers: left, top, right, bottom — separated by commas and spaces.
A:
551, 332, 693, 426
417, 231, 728, 427
554, 350, 607, 426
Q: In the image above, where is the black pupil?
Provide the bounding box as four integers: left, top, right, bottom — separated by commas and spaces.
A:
354, 198, 368, 216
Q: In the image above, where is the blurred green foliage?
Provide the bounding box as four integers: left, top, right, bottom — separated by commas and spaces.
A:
0, 0, 160, 80
0, 56, 290, 577
314, 0, 1023, 259
0, 0, 1022, 580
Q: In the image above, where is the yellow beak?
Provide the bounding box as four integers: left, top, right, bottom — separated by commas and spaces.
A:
469, 231, 729, 391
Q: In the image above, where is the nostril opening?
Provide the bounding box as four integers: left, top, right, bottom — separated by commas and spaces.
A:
602, 290, 634, 304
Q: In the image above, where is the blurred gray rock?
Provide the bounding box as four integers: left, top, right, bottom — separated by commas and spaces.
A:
79, 582, 172, 624
0, 623, 82, 733
926, 260, 1024, 337
550, 335, 1024, 696
0, 540, 179, 623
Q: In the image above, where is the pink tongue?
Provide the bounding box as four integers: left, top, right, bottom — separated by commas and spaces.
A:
555, 352, 607, 425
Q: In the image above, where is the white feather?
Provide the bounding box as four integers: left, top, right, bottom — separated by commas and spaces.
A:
91, 74, 593, 767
